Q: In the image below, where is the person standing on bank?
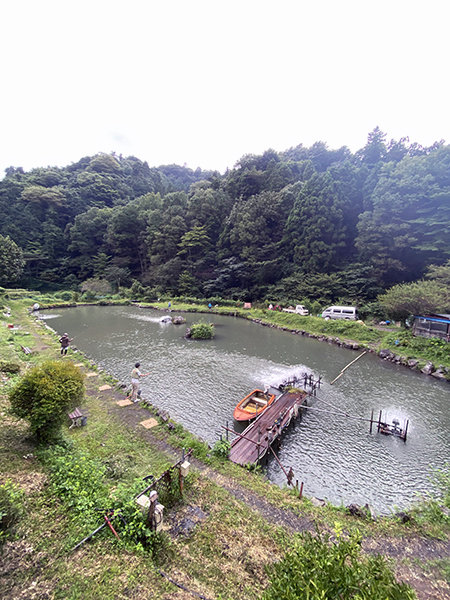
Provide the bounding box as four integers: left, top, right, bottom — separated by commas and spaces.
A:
59, 333, 72, 355
130, 362, 149, 402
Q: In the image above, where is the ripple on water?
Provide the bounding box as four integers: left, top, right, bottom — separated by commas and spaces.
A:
49, 305, 450, 514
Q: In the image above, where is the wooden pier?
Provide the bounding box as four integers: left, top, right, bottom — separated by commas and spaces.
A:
229, 391, 307, 465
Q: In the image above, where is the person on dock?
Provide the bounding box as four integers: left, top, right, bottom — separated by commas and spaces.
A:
129, 362, 149, 403
59, 333, 72, 355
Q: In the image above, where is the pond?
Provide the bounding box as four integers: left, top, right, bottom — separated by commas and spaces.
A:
43, 305, 450, 514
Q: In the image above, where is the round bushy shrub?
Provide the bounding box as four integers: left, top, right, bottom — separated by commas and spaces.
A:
189, 323, 215, 339
9, 360, 85, 443
55, 291, 73, 301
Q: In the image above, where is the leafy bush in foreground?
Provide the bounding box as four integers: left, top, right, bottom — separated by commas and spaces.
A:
9, 360, 85, 443
262, 525, 415, 600
40, 446, 109, 520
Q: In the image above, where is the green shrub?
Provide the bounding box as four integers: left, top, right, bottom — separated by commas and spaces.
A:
189, 322, 215, 340
0, 361, 20, 374
384, 330, 449, 365
129, 280, 145, 300
212, 438, 230, 459
81, 290, 97, 302
262, 525, 416, 600
55, 291, 73, 301
0, 480, 25, 546
40, 446, 109, 520
9, 360, 85, 443
112, 479, 171, 558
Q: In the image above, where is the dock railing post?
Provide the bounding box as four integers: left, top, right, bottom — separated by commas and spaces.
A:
225, 421, 229, 441
369, 409, 374, 434
257, 426, 261, 462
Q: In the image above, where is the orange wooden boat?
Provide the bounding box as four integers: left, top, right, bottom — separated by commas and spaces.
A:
233, 389, 276, 421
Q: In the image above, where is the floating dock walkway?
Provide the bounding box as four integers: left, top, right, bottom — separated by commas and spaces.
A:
229, 391, 307, 465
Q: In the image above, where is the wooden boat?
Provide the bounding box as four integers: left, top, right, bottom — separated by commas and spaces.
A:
233, 389, 276, 421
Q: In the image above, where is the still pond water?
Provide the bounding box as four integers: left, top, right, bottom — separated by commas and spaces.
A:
43, 305, 450, 514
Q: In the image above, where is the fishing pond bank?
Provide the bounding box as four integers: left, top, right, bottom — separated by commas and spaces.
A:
0, 299, 449, 599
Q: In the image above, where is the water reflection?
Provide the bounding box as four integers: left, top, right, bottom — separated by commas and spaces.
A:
43, 305, 450, 514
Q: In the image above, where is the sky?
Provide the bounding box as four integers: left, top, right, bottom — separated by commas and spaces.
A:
1, 0, 449, 176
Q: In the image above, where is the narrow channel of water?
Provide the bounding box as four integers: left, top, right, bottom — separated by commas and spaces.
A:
42, 305, 450, 514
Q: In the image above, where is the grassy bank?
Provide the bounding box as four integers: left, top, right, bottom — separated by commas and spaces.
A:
145, 300, 450, 372
1, 298, 449, 599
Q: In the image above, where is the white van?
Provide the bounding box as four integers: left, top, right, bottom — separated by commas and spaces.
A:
321, 306, 358, 320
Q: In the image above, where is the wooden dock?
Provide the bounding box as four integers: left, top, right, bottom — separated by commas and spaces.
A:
229, 391, 307, 465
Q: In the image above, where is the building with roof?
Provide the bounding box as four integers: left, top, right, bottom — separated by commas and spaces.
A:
412, 313, 450, 342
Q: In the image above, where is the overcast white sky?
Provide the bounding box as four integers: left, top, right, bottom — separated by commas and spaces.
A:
1, 0, 449, 176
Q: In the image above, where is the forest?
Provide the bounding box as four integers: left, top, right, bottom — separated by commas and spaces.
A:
1, 127, 449, 308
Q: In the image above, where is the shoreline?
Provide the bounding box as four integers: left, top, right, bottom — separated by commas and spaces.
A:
33, 300, 449, 382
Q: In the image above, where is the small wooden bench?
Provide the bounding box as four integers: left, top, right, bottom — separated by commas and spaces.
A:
21, 346, 32, 354
68, 408, 87, 428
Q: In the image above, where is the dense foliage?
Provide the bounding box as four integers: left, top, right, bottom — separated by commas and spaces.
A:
1, 131, 449, 305
188, 322, 215, 339
378, 261, 450, 322
262, 526, 415, 600
9, 360, 85, 442
0, 234, 25, 286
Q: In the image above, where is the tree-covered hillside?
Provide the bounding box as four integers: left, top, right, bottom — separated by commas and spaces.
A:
1, 129, 449, 304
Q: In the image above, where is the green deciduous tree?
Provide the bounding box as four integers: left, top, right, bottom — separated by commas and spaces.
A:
356, 146, 450, 285
0, 234, 25, 285
378, 280, 450, 324
284, 174, 349, 272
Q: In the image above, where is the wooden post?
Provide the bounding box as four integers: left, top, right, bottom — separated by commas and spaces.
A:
404, 419, 409, 442
179, 465, 184, 497
147, 490, 158, 530
257, 426, 261, 462
225, 421, 229, 441
299, 481, 304, 499
369, 409, 374, 434
377, 410, 382, 432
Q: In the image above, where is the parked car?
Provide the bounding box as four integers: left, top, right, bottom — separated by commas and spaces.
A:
321, 306, 358, 320
282, 304, 309, 316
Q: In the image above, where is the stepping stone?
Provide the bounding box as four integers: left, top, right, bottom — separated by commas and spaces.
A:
99, 384, 112, 391
74, 363, 84, 367
140, 418, 158, 429
117, 399, 133, 407
86, 372, 98, 377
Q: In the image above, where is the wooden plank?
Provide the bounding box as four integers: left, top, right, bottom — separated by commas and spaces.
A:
140, 418, 158, 429
117, 399, 133, 407
229, 392, 305, 465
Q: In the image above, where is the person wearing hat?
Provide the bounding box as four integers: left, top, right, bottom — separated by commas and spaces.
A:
59, 333, 72, 355
129, 362, 150, 402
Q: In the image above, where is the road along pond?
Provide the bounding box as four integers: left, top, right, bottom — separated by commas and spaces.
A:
42, 305, 450, 515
